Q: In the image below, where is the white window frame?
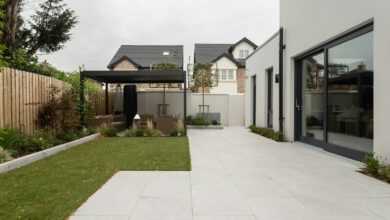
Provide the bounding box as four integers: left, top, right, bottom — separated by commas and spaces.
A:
239, 49, 249, 58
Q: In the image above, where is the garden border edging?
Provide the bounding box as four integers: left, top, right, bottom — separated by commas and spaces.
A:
187, 125, 224, 129
0, 133, 100, 174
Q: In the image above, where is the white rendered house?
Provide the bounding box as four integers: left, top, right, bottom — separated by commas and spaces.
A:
193, 38, 257, 94
245, 1, 390, 161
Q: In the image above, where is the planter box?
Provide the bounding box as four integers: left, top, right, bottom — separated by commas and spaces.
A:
187, 125, 224, 130
0, 133, 100, 174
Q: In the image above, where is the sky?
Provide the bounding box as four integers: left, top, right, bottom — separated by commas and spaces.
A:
23, 0, 280, 72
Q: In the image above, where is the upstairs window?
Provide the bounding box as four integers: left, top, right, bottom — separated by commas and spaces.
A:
239, 49, 249, 58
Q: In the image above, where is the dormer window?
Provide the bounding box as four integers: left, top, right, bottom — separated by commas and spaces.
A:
239, 49, 249, 58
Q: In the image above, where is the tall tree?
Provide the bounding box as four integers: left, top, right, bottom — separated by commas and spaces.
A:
24, 0, 77, 55
1, 0, 77, 57
2, 0, 22, 52
0, 0, 8, 66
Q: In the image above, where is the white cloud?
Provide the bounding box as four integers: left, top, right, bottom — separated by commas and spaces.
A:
25, 0, 279, 72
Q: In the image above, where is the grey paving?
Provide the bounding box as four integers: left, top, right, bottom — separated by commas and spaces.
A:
70, 127, 390, 220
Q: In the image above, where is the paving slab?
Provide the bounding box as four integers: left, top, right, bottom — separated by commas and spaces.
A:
70, 127, 390, 220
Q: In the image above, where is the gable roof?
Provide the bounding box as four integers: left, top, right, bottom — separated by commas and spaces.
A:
194, 44, 232, 64
211, 53, 241, 67
108, 45, 183, 69
194, 38, 257, 66
109, 56, 141, 69
229, 37, 257, 53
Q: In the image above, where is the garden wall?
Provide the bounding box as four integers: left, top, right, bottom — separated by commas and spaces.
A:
111, 91, 245, 126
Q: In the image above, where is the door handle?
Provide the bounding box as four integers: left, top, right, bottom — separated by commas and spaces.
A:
296, 100, 301, 111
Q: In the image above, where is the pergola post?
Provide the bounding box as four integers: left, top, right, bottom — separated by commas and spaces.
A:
105, 83, 109, 115
80, 71, 86, 127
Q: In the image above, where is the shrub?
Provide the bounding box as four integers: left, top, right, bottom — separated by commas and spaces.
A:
249, 126, 284, 142
191, 116, 210, 126
273, 132, 284, 142
0, 128, 26, 150
0, 147, 12, 163
56, 131, 81, 142
98, 126, 117, 137
384, 166, 390, 182
363, 153, 380, 176
144, 128, 162, 137
170, 128, 186, 137
124, 128, 162, 137
211, 120, 220, 126
185, 116, 193, 124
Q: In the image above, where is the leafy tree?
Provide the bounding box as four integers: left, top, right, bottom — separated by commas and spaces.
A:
2, 0, 22, 53
152, 63, 178, 70
192, 63, 216, 113
192, 63, 215, 92
23, 0, 78, 56
0, 0, 77, 71
0, 0, 8, 66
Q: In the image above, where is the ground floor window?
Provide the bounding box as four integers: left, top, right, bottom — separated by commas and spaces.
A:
296, 22, 373, 160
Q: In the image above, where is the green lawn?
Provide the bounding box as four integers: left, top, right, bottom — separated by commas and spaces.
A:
0, 137, 191, 220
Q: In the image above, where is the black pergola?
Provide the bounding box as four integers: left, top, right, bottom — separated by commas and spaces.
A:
79, 70, 187, 127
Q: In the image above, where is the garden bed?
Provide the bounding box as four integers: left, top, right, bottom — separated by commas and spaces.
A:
249, 125, 284, 142
185, 115, 223, 129
359, 153, 390, 184
187, 125, 224, 129
0, 133, 99, 174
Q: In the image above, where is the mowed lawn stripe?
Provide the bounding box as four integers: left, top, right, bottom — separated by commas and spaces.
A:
0, 137, 191, 220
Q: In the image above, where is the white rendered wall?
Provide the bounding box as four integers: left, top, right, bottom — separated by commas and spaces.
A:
280, 0, 390, 158
114, 91, 245, 127
210, 57, 238, 94
245, 35, 280, 132
232, 42, 256, 59
187, 93, 245, 126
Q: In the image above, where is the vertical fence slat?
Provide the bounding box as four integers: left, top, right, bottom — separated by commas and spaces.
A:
4, 69, 10, 127
27, 71, 32, 134
0, 69, 3, 128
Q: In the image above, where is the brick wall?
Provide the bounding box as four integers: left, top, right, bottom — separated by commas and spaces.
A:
237, 68, 246, 93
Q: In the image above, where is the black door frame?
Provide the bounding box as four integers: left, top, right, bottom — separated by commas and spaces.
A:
252, 75, 257, 126
266, 67, 274, 128
294, 20, 374, 161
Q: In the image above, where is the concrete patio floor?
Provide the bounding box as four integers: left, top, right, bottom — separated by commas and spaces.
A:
70, 127, 390, 220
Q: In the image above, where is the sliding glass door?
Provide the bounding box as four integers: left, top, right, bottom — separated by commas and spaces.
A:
327, 31, 373, 154
296, 24, 373, 160
300, 52, 325, 142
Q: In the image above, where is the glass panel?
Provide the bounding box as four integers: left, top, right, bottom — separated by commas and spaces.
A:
221, 70, 227, 80
327, 32, 373, 153
301, 52, 325, 141
228, 70, 234, 80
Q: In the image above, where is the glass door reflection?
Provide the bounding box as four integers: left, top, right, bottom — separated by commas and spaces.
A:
301, 52, 325, 141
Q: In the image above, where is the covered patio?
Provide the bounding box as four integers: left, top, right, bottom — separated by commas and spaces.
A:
79, 70, 187, 135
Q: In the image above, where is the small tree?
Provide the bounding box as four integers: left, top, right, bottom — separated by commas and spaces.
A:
152, 63, 178, 115
192, 63, 216, 113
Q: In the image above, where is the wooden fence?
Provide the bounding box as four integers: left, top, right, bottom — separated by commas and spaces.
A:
0, 68, 68, 134
88, 91, 115, 115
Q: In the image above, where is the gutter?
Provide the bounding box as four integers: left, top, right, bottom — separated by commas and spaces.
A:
279, 27, 285, 135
